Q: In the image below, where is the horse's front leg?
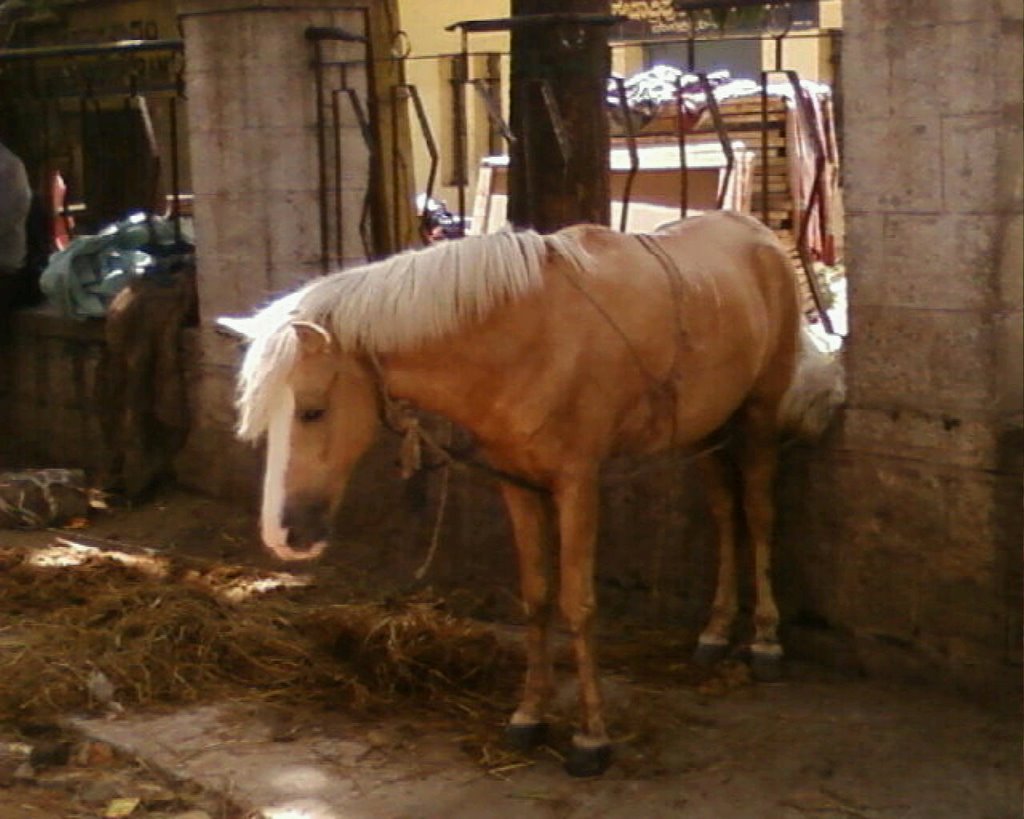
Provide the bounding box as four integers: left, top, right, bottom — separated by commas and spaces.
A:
554, 470, 612, 777
500, 482, 556, 751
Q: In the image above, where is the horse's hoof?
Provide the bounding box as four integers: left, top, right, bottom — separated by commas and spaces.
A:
564, 742, 613, 778
504, 721, 549, 752
750, 649, 784, 682
693, 640, 729, 667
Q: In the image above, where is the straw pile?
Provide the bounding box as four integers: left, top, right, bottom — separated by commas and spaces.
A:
0, 547, 521, 726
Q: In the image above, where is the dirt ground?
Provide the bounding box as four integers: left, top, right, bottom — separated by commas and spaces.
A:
1, 487, 1021, 819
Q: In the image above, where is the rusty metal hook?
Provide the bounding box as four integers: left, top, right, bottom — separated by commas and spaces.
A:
391, 30, 411, 60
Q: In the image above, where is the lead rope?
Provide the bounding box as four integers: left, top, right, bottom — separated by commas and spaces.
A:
556, 233, 691, 445
414, 457, 449, 581
364, 350, 547, 584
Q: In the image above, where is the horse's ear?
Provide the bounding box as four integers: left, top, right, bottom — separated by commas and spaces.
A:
291, 321, 332, 357
216, 315, 257, 342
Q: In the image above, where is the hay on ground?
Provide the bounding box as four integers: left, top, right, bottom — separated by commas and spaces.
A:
0, 547, 521, 726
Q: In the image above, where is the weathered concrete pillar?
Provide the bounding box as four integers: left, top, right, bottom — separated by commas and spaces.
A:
175, 0, 370, 498
781, 0, 1022, 698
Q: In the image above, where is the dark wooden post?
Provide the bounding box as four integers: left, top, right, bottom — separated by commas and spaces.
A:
507, 2, 612, 232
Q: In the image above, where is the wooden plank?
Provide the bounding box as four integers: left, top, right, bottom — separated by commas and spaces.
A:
468, 164, 494, 236
717, 99, 788, 112
693, 118, 787, 133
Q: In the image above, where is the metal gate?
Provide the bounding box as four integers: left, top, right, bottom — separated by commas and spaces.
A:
0, 37, 190, 246
306, 6, 843, 331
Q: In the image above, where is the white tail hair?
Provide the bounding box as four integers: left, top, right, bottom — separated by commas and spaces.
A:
779, 324, 846, 439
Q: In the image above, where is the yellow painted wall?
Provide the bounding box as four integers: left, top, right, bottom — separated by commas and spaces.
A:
399, 0, 509, 209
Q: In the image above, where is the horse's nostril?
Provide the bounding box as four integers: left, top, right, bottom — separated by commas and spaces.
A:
282, 498, 330, 549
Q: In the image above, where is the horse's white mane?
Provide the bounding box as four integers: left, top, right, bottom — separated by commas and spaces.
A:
234, 229, 589, 441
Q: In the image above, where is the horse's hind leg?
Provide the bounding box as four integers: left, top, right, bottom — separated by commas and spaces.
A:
694, 452, 740, 666
554, 471, 612, 777
738, 401, 784, 682
501, 483, 556, 752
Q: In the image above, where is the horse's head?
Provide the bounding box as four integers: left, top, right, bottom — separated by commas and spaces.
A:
223, 315, 380, 561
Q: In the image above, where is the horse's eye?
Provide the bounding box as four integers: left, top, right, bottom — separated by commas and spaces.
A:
297, 408, 326, 423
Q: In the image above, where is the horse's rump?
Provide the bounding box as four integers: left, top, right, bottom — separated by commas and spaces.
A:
529, 212, 803, 455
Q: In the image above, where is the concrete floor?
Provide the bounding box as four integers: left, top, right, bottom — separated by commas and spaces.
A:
72, 666, 1020, 819
2, 490, 1021, 818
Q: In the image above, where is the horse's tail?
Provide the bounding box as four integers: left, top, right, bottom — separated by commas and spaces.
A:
778, 323, 845, 440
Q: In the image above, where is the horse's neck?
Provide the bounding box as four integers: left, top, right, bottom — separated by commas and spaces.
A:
375, 305, 540, 440
380, 344, 493, 429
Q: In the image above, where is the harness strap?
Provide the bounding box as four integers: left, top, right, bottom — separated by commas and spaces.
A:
638, 233, 688, 445
364, 351, 550, 494
364, 233, 728, 494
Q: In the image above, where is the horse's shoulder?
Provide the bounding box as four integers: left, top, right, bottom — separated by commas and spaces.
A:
554, 222, 618, 246
657, 210, 778, 246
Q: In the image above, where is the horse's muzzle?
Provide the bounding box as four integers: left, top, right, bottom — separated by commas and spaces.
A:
283, 497, 330, 545
262, 496, 330, 561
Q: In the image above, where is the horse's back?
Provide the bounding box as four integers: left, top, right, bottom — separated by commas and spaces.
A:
555, 211, 798, 322
653, 209, 775, 240
649, 211, 799, 318
538, 212, 801, 453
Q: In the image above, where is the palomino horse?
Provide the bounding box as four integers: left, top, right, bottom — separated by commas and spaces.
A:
221, 211, 841, 777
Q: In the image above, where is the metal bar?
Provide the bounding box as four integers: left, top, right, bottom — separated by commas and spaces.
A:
686, 24, 697, 70
675, 75, 689, 218
402, 84, 440, 237
390, 83, 402, 252
760, 70, 769, 224
332, 88, 345, 265
451, 51, 469, 238
0, 38, 183, 62
447, 14, 626, 34
782, 68, 833, 333
169, 94, 182, 243
308, 35, 330, 273
333, 68, 374, 265
483, 55, 503, 155
343, 87, 372, 146
697, 72, 734, 209
613, 77, 638, 233
470, 78, 516, 145
756, 66, 833, 333
359, 192, 373, 259
77, 89, 90, 229
333, 66, 374, 260
538, 80, 572, 168
518, 80, 537, 230
310, 29, 833, 70
304, 26, 366, 43
305, 23, 369, 267
35, 58, 54, 226
673, 0, 813, 11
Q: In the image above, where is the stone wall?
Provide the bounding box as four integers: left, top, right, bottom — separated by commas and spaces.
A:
174, 0, 373, 498
0, 312, 107, 472
777, 0, 1023, 699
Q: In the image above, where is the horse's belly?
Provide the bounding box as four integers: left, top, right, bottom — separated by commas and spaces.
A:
613, 368, 757, 457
